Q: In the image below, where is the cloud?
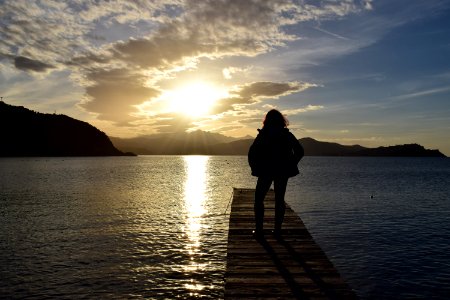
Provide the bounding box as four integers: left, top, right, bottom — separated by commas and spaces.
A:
238, 81, 313, 99
222, 68, 232, 80
364, 0, 374, 10
189, 107, 266, 136
0, 0, 371, 131
0, 2, 88, 67
72, 1, 309, 123
111, 34, 203, 70
0, 0, 373, 73
80, 69, 160, 123
0, 1, 175, 71
389, 85, 450, 101
96, 1, 301, 72
149, 113, 194, 133
72, 0, 368, 122
211, 81, 317, 114
283, 104, 324, 115
313, 27, 350, 40
238, 117, 264, 124
14, 56, 54, 72
98, 0, 373, 72
222, 67, 249, 79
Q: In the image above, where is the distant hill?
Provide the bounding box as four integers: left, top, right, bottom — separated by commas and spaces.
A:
353, 144, 445, 157
110, 130, 240, 155
0, 101, 133, 156
112, 133, 446, 157
300, 137, 445, 157
300, 137, 367, 156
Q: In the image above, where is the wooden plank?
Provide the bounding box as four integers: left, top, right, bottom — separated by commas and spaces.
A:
224, 188, 357, 299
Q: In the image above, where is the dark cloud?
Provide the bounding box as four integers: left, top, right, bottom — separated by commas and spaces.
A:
111, 34, 202, 69
81, 69, 160, 124
68, 53, 111, 67
14, 56, 54, 72
238, 81, 305, 99
210, 96, 245, 115
211, 81, 316, 114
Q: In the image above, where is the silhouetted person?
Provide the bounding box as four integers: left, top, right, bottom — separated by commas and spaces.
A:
248, 109, 304, 238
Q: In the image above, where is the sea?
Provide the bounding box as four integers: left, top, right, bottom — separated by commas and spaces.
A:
0, 156, 449, 299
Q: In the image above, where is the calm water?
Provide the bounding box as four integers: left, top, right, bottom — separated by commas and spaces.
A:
0, 156, 449, 299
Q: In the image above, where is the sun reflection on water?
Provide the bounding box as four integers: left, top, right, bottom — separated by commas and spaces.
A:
183, 156, 209, 293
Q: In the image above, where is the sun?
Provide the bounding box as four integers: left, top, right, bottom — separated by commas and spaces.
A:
165, 81, 227, 117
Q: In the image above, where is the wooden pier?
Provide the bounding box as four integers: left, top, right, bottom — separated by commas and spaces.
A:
224, 188, 357, 299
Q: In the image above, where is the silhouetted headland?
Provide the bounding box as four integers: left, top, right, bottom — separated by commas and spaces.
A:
112, 133, 446, 157
0, 101, 135, 157
299, 137, 446, 157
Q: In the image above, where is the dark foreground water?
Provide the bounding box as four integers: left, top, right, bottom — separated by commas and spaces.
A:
0, 156, 449, 299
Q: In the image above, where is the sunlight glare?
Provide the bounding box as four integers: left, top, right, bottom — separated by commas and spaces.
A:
182, 156, 209, 294
166, 82, 227, 117
183, 156, 209, 251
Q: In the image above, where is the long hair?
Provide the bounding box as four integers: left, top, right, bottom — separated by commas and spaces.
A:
263, 109, 289, 129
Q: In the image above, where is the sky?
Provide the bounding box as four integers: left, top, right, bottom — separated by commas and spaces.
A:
1, 0, 450, 155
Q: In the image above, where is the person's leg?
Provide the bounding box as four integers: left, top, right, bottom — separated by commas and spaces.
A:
273, 177, 288, 234
254, 176, 272, 233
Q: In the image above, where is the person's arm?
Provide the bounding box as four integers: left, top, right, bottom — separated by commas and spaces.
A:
248, 135, 261, 169
290, 134, 304, 163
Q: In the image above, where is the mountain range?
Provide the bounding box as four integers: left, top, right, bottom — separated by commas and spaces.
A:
111, 132, 446, 157
0, 101, 445, 157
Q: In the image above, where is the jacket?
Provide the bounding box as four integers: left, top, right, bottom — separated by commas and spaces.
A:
248, 127, 304, 178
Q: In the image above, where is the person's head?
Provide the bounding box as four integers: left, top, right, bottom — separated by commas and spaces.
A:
263, 109, 288, 129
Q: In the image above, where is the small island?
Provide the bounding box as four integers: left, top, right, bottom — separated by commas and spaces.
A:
299, 137, 446, 157
0, 101, 134, 157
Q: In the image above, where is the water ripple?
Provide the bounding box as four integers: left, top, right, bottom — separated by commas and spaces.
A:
1, 156, 449, 299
